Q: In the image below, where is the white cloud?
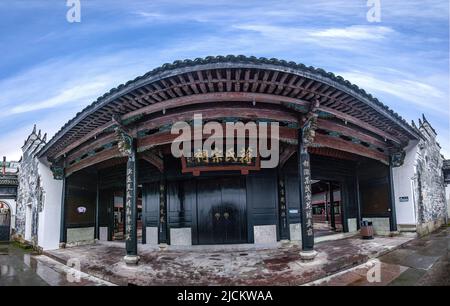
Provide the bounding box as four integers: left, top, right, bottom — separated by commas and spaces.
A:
0, 125, 34, 160
338, 70, 447, 113
232, 24, 395, 51
8, 78, 111, 115
339, 69, 450, 159
0, 0, 448, 159
0, 51, 158, 118
309, 26, 394, 40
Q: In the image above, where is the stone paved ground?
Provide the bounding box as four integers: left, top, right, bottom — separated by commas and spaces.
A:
42, 234, 413, 286
307, 227, 449, 286
0, 243, 113, 286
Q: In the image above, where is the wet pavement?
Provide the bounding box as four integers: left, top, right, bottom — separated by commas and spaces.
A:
0, 243, 113, 286
308, 227, 449, 286
0, 243, 48, 286
4, 228, 446, 286
44, 233, 412, 286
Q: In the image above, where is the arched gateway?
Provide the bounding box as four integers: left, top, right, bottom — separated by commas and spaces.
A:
38, 56, 420, 262
0, 201, 11, 241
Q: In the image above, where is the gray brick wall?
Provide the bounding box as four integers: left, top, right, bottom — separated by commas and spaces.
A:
15, 127, 46, 245
413, 120, 447, 233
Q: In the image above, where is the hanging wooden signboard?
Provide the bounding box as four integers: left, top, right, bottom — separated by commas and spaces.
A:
181, 148, 261, 176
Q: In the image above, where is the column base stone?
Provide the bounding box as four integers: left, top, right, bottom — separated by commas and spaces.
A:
123, 255, 140, 265
300, 250, 318, 261
389, 231, 401, 237
159, 243, 169, 251
280, 239, 291, 248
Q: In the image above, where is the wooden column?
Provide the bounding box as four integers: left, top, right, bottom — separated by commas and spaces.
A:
158, 180, 168, 244
124, 139, 138, 263
59, 174, 66, 245
298, 128, 316, 258
355, 166, 362, 230
298, 100, 319, 260
329, 182, 336, 230
95, 172, 100, 240
278, 175, 289, 240
116, 123, 139, 264
388, 157, 398, 232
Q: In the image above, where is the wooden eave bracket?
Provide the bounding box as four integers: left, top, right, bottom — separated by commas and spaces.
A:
139, 149, 164, 172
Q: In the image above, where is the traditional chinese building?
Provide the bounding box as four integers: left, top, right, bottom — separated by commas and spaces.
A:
13, 56, 448, 262
443, 159, 450, 219
0, 157, 19, 241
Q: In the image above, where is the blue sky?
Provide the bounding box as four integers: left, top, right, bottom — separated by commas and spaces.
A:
0, 0, 448, 160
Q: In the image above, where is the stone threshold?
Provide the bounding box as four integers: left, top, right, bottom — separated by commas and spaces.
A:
80, 231, 361, 252
314, 231, 359, 244
96, 240, 283, 252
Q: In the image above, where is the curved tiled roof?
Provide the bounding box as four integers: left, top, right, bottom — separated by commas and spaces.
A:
0, 175, 18, 186
444, 159, 450, 170
39, 55, 421, 158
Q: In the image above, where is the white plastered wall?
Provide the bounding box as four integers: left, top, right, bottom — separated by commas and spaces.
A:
392, 140, 419, 228
446, 185, 450, 220
37, 160, 62, 250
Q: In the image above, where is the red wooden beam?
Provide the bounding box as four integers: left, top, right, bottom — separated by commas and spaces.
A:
314, 134, 388, 164
66, 147, 121, 176
317, 118, 387, 149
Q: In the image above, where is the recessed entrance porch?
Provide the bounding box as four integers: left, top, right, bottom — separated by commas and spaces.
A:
60, 147, 397, 251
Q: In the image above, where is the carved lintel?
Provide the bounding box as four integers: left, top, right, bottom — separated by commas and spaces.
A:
390, 150, 406, 167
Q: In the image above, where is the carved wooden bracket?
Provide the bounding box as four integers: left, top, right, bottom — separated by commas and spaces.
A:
50, 164, 64, 180
300, 99, 320, 149
279, 145, 296, 168
139, 149, 164, 172
390, 150, 406, 167
113, 114, 134, 157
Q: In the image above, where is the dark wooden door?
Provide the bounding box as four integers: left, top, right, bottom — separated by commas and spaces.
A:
197, 177, 247, 244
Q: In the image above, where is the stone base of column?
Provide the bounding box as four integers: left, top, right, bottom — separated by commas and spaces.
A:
123, 255, 140, 265
389, 231, 401, 237
59, 242, 66, 249
300, 250, 318, 261
280, 239, 291, 248
159, 243, 168, 251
